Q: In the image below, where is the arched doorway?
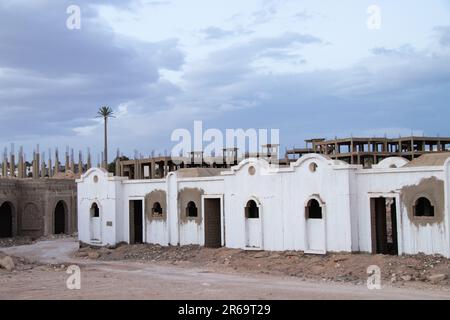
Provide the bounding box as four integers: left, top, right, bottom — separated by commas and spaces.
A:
305, 198, 326, 254
245, 199, 262, 249
0, 202, 13, 238
54, 201, 67, 234
90, 203, 101, 242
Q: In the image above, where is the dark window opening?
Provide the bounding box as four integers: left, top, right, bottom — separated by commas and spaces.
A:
414, 197, 434, 217
152, 202, 163, 216
91, 203, 100, 217
54, 201, 66, 235
245, 200, 259, 219
306, 199, 322, 219
186, 201, 198, 218
0, 202, 13, 238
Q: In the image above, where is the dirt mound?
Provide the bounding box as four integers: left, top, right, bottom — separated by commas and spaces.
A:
76, 244, 450, 287
0, 237, 33, 248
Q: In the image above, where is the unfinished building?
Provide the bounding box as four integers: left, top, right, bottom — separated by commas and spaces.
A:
116, 137, 450, 180
0, 146, 92, 239
285, 136, 450, 167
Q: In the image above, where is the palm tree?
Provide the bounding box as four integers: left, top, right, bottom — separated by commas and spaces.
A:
97, 106, 115, 169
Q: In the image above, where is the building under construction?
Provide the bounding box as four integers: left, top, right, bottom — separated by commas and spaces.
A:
117, 136, 450, 179
285, 136, 450, 167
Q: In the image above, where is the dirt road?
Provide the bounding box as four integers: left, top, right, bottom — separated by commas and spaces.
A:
1, 239, 450, 300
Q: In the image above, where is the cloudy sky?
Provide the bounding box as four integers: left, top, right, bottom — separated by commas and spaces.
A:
1, 0, 450, 161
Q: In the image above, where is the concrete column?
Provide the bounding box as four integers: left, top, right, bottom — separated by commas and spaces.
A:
18, 147, 24, 179
87, 150, 92, 170
10, 145, 15, 177
65, 150, 70, 173
48, 157, 52, 178
2, 149, 7, 178
150, 160, 156, 179
115, 158, 120, 177
36, 145, 40, 178
163, 160, 168, 178
78, 151, 83, 175
54, 149, 60, 175
70, 149, 75, 173
41, 152, 46, 178
32, 152, 38, 179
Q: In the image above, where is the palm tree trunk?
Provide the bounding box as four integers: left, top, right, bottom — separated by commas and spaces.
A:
104, 117, 108, 169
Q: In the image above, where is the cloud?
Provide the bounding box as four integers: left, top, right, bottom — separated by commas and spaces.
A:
202, 26, 237, 40
201, 26, 253, 40
434, 25, 450, 46
1, 1, 450, 159
0, 0, 184, 154
371, 44, 417, 57
171, 35, 450, 149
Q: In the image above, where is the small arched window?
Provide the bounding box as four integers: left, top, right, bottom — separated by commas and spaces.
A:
186, 201, 198, 218
152, 202, 163, 217
414, 197, 434, 217
306, 199, 322, 219
245, 200, 259, 219
91, 203, 100, 218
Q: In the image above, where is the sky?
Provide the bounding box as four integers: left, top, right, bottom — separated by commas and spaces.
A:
1, 0, 450, 161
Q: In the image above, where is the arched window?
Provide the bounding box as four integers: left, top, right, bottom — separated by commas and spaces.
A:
414, 197, 434, 217
245, 200, 259, 219
152, 202, 163, 216
186, 201, 198, 218
306, 199, 322, 219
91, 203, 100, 218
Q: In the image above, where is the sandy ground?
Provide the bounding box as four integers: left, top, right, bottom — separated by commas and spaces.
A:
1, 238, 450, 300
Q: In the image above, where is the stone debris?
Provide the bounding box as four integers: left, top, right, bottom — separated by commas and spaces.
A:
427, 274, 447, 283
401, 275, 412, 282
71, 244, 450, 288
0, 255, 15, 271
88, 252, 100, 259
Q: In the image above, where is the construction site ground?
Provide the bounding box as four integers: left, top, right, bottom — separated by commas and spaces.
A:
1, 237, 450, 300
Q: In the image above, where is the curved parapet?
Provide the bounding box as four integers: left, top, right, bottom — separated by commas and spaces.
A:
373, 157, 409, 169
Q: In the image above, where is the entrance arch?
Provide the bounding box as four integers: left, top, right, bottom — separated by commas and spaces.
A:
0, 202, 13, 238
54, 201, 67, 234
305, 196, 326, 254
90, 203, 101, 242
245, 199, 262, 249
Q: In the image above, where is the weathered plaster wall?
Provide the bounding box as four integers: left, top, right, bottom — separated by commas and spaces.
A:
0, 178, 76, 238
355, 169, 448, 256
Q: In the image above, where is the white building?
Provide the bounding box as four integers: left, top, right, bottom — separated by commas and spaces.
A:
77, 153, 450, 257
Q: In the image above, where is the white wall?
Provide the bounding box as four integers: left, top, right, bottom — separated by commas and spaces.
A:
77, 154, 450, 257
77, 168, 127, 246
355, 168, 449, 257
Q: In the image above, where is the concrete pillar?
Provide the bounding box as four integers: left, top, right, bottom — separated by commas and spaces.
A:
163, 160, 168, 178
2, 148, 7, 178
54, 148, 60, 175
151, 160, 156, 179
48, 156, 52, 178
10, 144, 15, 177
87, 149, 92, 170
65, 148, 70, 173
70, 149, 75, 173
115, 158, 120, 177
18, 147, 24, 179
36, 145, 40, 178
78, 151, 83, 175
41, 154, 46, 178
32, 151, 37, 179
